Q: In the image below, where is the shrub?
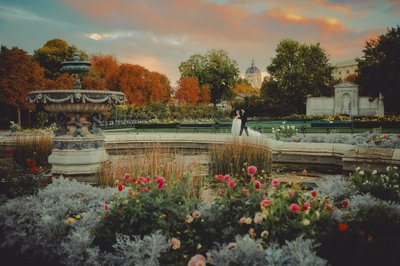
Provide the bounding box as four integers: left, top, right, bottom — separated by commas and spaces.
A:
351, 166, 400, 202
272, 123, 298, 140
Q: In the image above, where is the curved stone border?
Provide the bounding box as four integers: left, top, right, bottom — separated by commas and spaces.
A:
104, 133, 400, 172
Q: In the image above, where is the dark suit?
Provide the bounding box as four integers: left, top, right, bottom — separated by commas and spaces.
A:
239, 111, 249, 136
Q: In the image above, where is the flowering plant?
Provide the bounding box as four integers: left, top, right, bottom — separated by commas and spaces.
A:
272, 123, 298, 140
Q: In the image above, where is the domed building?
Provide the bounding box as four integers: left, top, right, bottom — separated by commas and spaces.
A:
245, 59, 262, 89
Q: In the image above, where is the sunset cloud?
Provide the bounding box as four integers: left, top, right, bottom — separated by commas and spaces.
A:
1, 0, 398, 83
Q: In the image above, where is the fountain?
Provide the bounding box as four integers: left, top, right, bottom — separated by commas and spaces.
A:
28, 54, 125, 176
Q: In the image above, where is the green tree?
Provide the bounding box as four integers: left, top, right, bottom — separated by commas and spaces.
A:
179, 49, 239, 105
32, 39, 87, 80
356, 26, 400, 114
262, 39, 334, 115
0, 46, 46, 125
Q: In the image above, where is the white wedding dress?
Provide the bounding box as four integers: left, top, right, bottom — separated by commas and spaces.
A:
231, 116, 262, 137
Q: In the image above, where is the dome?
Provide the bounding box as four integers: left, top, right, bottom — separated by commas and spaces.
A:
245, 59, 260, 75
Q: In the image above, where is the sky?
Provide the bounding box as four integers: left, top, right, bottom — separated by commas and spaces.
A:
0, 0, 399, 86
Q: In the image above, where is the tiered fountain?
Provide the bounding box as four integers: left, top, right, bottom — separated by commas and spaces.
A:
28, 54, 125, 177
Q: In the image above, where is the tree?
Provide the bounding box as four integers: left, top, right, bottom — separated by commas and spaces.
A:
198, 85, 211, 105
233, 82, 259, 94
0, 46, 46, 125
179, 49, 239, 105
118, 64, 172, 106
83, 54, 120, 91
356, 26, 400, 114
32, 39, 88, 80
175, 77, 200, 105
262, 39, 334, 115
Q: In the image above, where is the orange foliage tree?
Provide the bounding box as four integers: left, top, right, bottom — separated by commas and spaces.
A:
233, 82, 259, 94
175, 77, 200, 105
83, 54, 120, 91
118, 64, 172, 106
0, 46, 46, 125
198, 85, 211, 105
46, 73, 75, 90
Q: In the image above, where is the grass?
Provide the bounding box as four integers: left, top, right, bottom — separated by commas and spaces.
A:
96, 142, 205, 199
209, 139, 272, 179
12, 132, 52, 167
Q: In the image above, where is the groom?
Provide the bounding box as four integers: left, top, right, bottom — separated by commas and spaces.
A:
239, 108, 249, 136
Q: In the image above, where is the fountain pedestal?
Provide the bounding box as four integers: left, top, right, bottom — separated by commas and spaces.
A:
27, 54, 126, 176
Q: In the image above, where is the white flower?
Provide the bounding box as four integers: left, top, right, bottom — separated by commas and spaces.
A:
359, 171, 364, 176
393, 166, 398, 170
372, 170, 377, 175
386, 166, 392, 171
356, 167, 361, 171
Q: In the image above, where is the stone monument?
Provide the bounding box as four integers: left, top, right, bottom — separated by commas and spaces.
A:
28, 54, 125, 176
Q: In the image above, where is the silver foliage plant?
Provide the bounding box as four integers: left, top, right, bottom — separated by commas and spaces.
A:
316, 175, 355, 201
208, 235, 327, 266
281, 131, 400, 149
0, 177, 115, 263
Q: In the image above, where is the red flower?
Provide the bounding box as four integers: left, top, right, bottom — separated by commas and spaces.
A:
247, 165, 257, 175
27, 159, 35, 168
254, 180, 262, 190
219, 189, 225, 195
117, 184, 123, 191
217, 174, 224, 182
228, 180, 236, 188
326, 204, 333, 211
103, 203, 108, 210
241, 188, 249, 195
155, 176, 165, 190
142, 187, 149, 192
31, 166, 42, 174
290, 203, 300, 212
303, 202, 311, 210
342, 200, 349, 207
5, 149, 14, 155
338, 223, 349, 232
311, 191, 317, 198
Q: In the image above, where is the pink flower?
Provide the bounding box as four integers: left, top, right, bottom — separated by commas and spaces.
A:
141, 187, 149, 193
228, 180, 236, 188
103, 203, 108, 210
254, 180, 262, 190
217, 174, 224, 182
224, 175, 230, 182
192, 210, 201, 219
156, 176, 165, 190
170, 237, 181, 250
239, 217, 247, 224
122, 173, 131, 181
290, 203, 300, 212
219, 189, 225, 195
260, 199, 271, 208
247, 165, 257, 175
241, 188, 249, 195
271, 178, 280, 187
326, 204, 333, 211
288, 190, 295, 197
188, 254, 207, 266
303, 202, 311, 210
117, 184, 123, 192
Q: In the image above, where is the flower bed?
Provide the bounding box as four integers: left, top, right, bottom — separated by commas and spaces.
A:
279, 131, 400, 149
0, 165, 399, 265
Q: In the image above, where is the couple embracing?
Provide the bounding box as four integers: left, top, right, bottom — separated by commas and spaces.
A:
231, 108, 261, 137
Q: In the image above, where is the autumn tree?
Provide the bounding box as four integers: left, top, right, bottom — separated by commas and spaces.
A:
0, 46, 46, 125
262, 39, 334, 115
118, 64, 171, 106
83, 54, 120, 91
175, 77, 200, 105
33, 39, 88, 80
46, 73, 75, 90
179, 49, 239, 105
233, 82, 259, 94
356, 26, 400, 113
198, 85, 211, 105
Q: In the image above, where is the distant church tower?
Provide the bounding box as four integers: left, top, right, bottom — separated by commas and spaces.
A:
245, 59, 262, 89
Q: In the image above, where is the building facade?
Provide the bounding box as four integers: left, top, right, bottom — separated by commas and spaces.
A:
332, 59, 358, 80
306, 81, 384, 116
245, 59, 262, 89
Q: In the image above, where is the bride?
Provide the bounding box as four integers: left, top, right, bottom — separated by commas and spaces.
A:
231, 109, 262, 137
